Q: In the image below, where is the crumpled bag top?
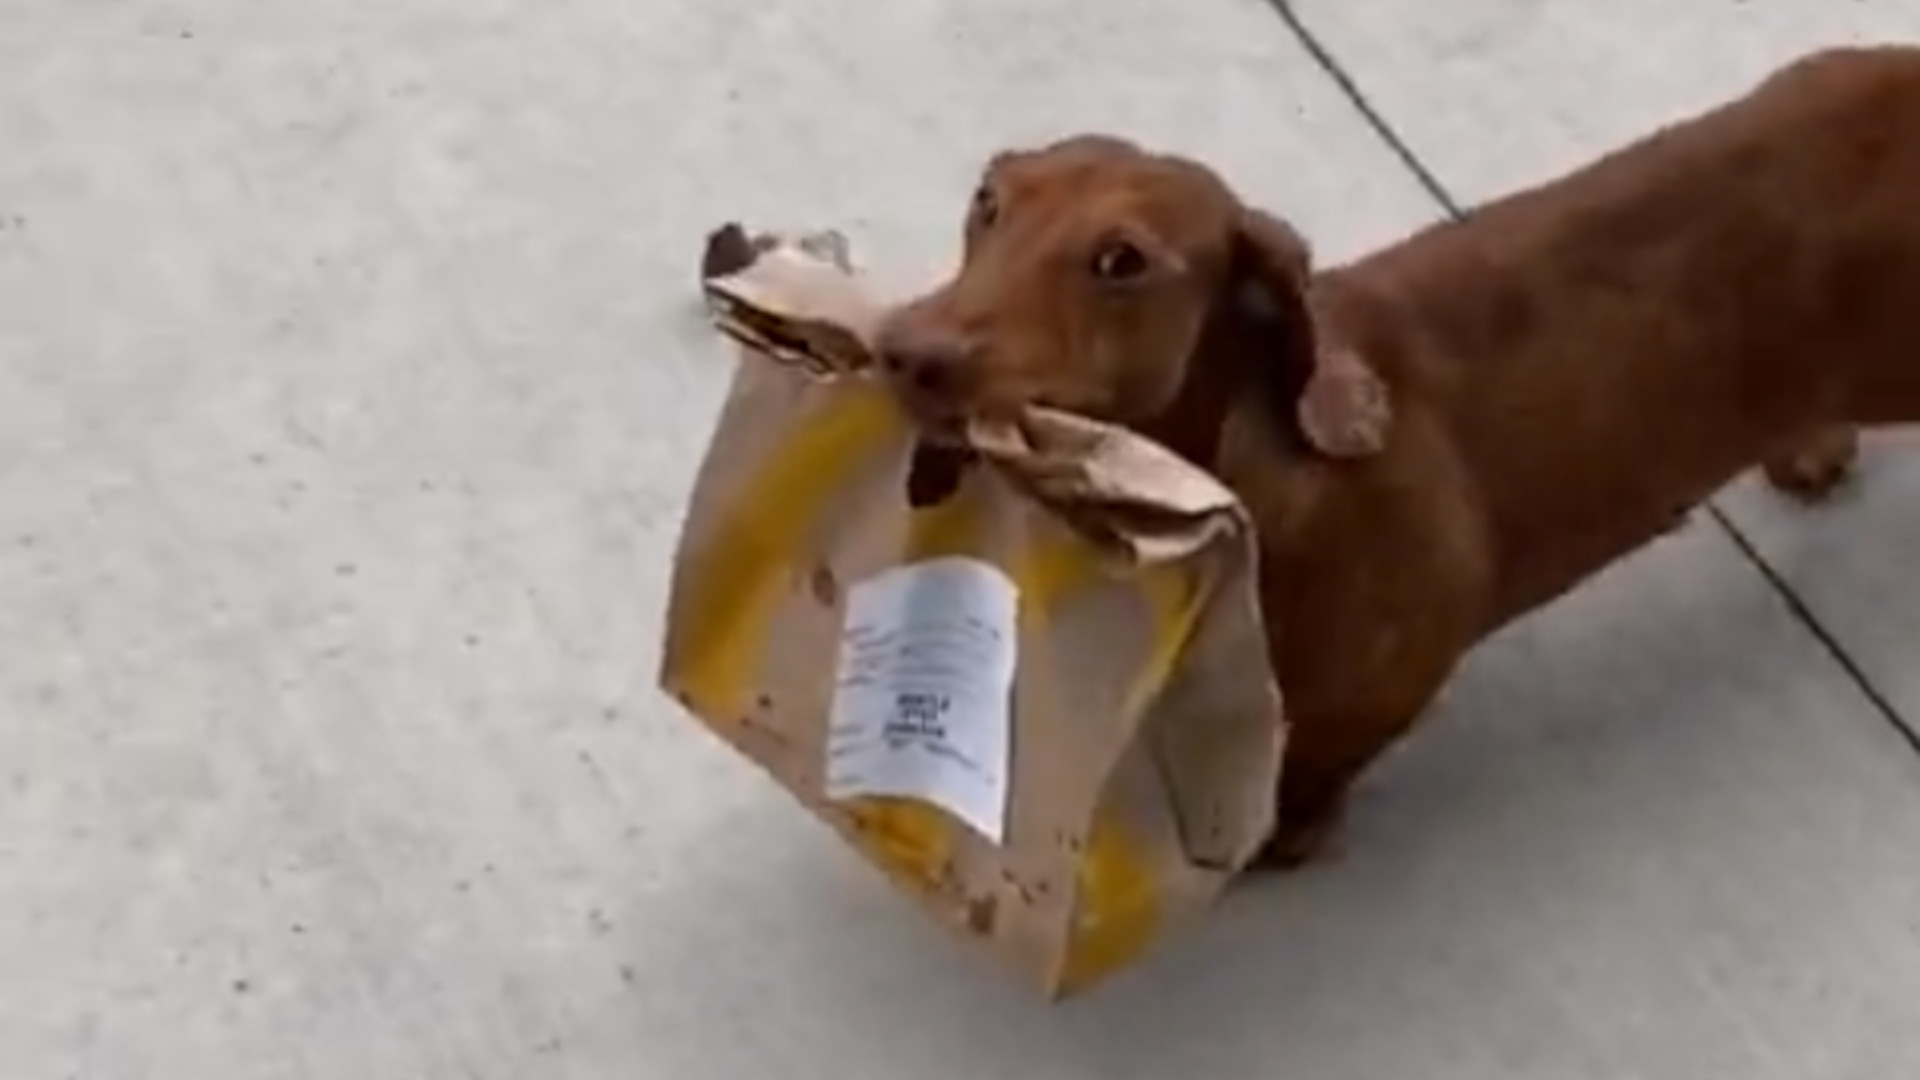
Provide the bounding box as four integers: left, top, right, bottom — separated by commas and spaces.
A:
698, 223, 1251, 563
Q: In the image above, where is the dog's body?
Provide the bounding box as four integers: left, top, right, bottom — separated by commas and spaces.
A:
875, 46, 1920, 865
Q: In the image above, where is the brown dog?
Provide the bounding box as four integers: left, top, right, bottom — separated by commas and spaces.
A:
873, 45, 1920, 868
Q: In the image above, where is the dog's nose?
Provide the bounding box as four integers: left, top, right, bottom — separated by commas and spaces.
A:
879, 335, 977, 399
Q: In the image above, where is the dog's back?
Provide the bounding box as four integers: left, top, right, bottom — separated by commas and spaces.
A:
1319, 46, 1920, 620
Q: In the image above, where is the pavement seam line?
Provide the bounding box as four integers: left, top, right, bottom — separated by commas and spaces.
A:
1258, 0, 1920, 758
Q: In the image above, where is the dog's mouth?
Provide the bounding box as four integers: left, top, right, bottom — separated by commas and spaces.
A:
880, 369, 986, 445
890, 397, 975, 450
913, 417, 971, 447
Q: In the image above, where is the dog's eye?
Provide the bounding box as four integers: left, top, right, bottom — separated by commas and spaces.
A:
970, 186, 1000, 228
1090, 239, 1149, 283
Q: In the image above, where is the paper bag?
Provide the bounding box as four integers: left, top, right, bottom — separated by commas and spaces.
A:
659, 225, 1286, 999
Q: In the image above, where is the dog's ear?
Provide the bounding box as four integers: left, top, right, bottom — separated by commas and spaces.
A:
1233, 209, 1391, 458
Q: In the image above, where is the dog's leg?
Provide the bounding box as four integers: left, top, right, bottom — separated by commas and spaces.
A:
1250, 693, 1441, 871
1763, 424, 1859, 501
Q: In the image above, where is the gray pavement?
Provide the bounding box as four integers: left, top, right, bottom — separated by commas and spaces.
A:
3, 1, 1918, 1077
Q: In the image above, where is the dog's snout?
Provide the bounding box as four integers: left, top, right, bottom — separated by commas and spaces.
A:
880, 332, 979, 399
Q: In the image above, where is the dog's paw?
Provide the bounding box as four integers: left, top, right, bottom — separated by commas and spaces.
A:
1246, 805, 1346, 873
1764, 426, 1859, 502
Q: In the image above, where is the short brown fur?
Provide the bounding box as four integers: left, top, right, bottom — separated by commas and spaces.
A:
875, 47, 1920, 866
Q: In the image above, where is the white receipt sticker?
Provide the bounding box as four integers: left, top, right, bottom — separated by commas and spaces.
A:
824, 557, 1019, 843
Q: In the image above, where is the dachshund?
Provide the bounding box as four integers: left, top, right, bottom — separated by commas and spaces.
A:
874, 46, 1920, 867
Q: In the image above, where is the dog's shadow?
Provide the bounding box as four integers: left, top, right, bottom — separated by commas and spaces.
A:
637, 518, 1920, 1075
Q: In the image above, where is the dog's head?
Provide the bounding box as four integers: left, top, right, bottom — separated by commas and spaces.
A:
875, 134, 1389, 461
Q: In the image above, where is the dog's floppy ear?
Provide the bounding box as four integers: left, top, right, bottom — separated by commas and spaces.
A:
1233, 209, 1391, 458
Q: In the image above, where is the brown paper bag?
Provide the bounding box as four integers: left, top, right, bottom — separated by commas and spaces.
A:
659, 226, 1286, 999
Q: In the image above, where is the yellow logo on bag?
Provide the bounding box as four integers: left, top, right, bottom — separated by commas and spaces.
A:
672, 389, 903, 718
1058, 813, 1162, 994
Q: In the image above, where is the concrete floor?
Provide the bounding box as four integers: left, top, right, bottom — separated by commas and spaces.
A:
4, 0, 1919, 1076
